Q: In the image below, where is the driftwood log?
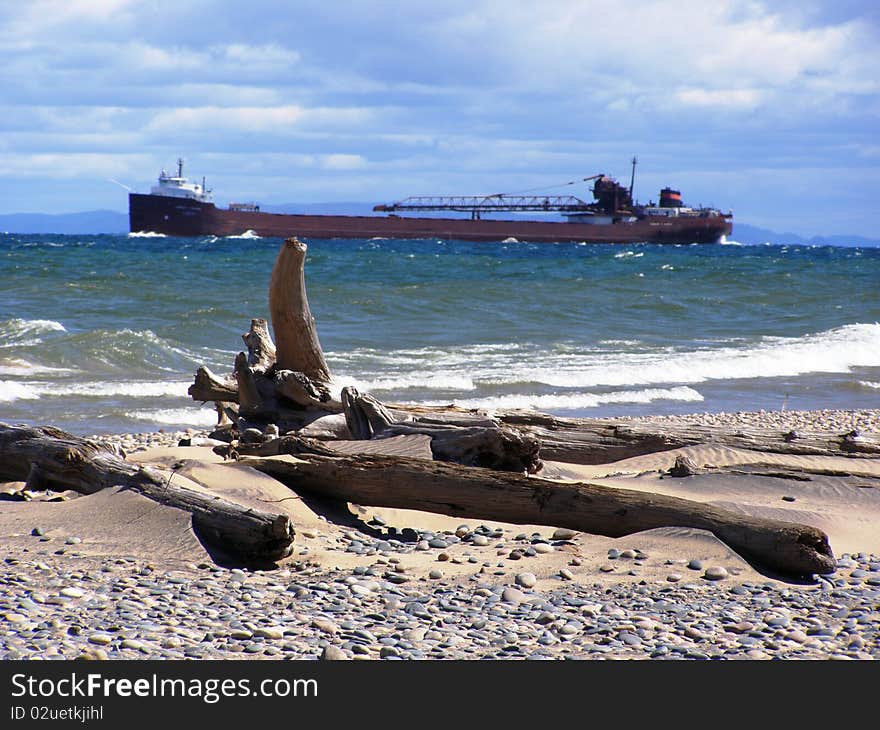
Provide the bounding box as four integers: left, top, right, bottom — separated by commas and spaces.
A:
0, 423, 294, 563
341, 388, 541, 472
491, 412, 880, 464
245, 445, 836, 578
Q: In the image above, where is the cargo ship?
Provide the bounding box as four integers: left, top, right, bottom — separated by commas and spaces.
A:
128, 158, 732, 244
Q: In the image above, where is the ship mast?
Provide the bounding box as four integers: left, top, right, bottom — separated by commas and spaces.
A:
177, 158, 184, 178
629, 156, 637, 199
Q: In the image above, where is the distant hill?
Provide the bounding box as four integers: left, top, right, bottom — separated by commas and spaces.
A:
731, 223, 879, 248
2, 208, 878, 247
0, 210, 128, 234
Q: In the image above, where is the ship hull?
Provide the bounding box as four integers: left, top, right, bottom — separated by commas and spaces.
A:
129, 193, 732, 244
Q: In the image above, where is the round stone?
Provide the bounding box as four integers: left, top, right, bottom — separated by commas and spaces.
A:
471, 535, 489, 547
687, 559, 704, 570
666, 573, 683, 583
429, 570, 443, 579
253, 627, 284, 640
88, 633, 112, 646
559, 568, 574, 581
515, 572, 537, 589
552, 528, 578, 541
533, 543, 553, 554
321, 645, 348, 660
500, 586, 525, 604
703, 566, 729, 581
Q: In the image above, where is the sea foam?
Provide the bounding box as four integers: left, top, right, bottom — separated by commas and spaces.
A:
425, 386, 704, 412
335, 323, 880, 393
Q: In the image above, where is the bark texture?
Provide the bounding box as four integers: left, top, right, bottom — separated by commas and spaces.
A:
245, 444, 836, 578
0, 423, 294, 563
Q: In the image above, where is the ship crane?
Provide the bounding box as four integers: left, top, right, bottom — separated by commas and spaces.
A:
374, 174, 608, 219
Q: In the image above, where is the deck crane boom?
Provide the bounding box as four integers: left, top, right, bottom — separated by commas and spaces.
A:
373, 174, 616, 219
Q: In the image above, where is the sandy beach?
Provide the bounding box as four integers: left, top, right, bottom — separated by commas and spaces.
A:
1, 407, 877, 660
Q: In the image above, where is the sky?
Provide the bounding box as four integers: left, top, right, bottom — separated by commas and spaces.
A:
0, 0, 878, 237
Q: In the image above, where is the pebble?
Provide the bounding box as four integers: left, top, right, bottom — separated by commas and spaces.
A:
501, 587, 526, 604
3, 430, 879, 664
515, 573, 537, 589
320, 645, 348, 660
703, 567, 729, 581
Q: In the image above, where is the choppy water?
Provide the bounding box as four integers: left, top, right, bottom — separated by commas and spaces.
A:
1, 232, 878, 435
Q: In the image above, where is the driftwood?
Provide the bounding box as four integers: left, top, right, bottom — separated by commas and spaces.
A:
187, 238, 540, 472
245, 445, 835, 577
268, 237, 332, 382
491, 412, 880, 464
341, 387, 541, 473
0, 423, 294, 563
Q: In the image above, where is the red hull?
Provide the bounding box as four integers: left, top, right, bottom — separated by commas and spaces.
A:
129, 193, 732, 244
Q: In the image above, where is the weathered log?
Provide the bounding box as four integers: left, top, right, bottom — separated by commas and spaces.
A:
342, 388, 541, 473
189, 366, 239, 403
491, 412, 880, 464
246, 447, 835, 577
234, 351, 267, 417
0, 423, 294, 563
268, 237, 331, 383
275, 370, 332, 407
242, 317, 276, 374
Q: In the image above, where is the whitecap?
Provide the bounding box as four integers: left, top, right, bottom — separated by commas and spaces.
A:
423, 386, 704, 412
125, 407, 218, 427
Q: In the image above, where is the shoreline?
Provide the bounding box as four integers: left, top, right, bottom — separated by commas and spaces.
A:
86, 407, 880, 453
2, 406, 878, 660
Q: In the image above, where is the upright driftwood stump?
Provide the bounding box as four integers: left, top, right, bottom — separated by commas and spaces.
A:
269, 237, 332, 383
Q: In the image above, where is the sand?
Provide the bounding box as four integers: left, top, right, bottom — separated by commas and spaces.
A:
2, 409, 879, 660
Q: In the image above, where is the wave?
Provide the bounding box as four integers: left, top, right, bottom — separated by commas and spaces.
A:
424, 386, 704, 412
333, 373, 476, 392
330, 323, 880, 393
125, 407, 218, 427
225, 230, 260, 239
0, 380, 41, 402
0, 357, 74, 376
0, 379, 192, 402
128, 231, 167, 238
859, 381, 880, 390
0, 318, 66, 347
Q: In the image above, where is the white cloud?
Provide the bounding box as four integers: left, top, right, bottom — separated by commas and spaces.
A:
145, 104, 373, 134
675, 88, 765, 110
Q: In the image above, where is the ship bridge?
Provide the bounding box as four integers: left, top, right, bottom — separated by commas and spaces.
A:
150, 158, 213, 203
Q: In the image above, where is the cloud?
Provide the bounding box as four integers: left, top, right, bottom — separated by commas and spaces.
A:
0, 1, 877, 235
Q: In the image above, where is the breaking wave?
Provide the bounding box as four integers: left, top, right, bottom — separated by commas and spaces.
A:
125, 407, 217, 427
333, 323, 880, 393
424, 386, 704, 412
